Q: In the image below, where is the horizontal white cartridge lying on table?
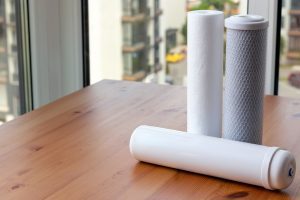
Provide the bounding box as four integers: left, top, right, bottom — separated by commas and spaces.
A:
130, 125, 296, 190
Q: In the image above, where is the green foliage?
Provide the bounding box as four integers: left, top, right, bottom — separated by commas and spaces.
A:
280, 35, 285, 55
194, 2, 211, 10
181, 0, 235, 44
194, 0, 234, 11
181, 19, 187, 44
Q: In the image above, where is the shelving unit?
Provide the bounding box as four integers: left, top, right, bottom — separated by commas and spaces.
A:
121, 0, 162, 81
0, 0, 19, 122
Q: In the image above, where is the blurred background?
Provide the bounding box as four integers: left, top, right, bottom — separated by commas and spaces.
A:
279, 0, 300, 97
0, 0, 298, 124
88, 0, 244, 86
0, 0, 21, 124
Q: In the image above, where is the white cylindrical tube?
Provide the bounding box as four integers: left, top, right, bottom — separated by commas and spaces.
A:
130, 126, 296, 190
187, 10, 223, 137
224, 15, 268, 144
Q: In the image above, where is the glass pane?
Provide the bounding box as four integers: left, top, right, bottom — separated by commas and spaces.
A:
88, 0, 247, 84
279, 0, 300, 97
0, 0, 20, 124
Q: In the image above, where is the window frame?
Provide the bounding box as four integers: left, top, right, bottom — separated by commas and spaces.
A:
15, 0, 33, 114
81, 0, 90, 87
27, 0, 281, 101
248, 0, 281, 95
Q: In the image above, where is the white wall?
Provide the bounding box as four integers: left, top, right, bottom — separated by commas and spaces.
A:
158, 0, 186, 83
161, 0, 186, 44
89, 1, 123, 84
239, 0, 248, 14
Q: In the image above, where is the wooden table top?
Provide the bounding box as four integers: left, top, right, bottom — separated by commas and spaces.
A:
0, 80, 300, 200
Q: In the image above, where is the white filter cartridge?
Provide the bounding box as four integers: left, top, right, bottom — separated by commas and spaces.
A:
187, 10, 223, 137
130, 126, 296, 190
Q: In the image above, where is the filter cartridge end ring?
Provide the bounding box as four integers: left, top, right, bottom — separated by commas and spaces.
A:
225, 15, 268, 30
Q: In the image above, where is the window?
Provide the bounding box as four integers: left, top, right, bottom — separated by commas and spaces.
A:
0, 0, 33, 124
0, 0, 31, 124
88, 0, 247, 85
278, 0, 300, 97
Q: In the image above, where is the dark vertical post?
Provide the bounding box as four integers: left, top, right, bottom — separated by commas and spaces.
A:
81, 0, 90, 87
274, 0, 282, 95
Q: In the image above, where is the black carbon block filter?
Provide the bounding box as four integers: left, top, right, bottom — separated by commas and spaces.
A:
224, 15, 268, 144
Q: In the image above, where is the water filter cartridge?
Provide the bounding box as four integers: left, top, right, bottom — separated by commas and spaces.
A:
130, 126, 296, 190
224, 15, 269, 144
187, 10, 223, 137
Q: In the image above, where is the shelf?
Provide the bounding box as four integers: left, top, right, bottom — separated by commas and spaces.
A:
122, 14, 147, 23
289, 10, 300, 15
0, 75, 6, 84
287, 51, 300, 59
122, 43, 146, 53
289, 30, 300, 36
123, 71, 146, 81
0, 47, 6, 53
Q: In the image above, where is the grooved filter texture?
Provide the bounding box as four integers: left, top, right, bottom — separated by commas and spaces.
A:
224, 28, 267, 144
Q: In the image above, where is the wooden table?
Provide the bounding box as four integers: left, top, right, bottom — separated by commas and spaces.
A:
0, 80, 300, 200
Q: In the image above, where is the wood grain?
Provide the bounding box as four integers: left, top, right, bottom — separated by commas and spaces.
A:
0, 80, 299, 200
